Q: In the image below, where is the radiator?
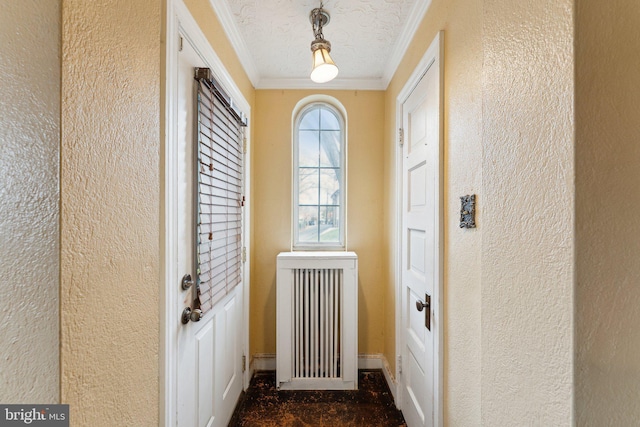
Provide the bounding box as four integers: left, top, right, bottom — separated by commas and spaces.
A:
276, 252, 358, 390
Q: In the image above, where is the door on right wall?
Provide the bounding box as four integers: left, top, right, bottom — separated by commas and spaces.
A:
400, 33, 442, 427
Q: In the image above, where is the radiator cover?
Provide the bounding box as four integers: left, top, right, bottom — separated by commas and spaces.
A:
276, 251, 358, 390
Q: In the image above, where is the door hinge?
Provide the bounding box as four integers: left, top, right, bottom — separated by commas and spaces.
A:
242, 355, 246, 373
178, 35, 183, 52
242, 247, 247, 263
398, 355, 402, 374
398, 127, 404, 146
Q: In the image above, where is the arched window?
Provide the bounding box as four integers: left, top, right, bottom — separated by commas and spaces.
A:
293, 102, 345, 249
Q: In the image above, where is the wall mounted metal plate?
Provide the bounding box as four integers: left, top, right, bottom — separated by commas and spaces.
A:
460, 194, 476, 229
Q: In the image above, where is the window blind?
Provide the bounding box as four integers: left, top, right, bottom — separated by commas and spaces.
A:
195, 68, 246, 313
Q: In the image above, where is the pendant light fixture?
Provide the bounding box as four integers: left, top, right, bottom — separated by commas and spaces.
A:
309, 3, 338, 83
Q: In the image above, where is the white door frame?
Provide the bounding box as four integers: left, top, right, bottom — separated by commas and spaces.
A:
162, 1, 252, 425
394, 31, 444, 427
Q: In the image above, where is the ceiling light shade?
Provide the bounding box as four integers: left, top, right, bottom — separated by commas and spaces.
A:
310, 40, 338, 83
309, 5, 338, 83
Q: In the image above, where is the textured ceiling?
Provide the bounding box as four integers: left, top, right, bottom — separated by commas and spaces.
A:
214, 0, 429, 89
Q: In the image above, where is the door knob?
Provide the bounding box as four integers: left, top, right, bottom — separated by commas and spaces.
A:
416, 293, 431, 331
181, 274, 194, 290
181, 307, 203, 324
416, 299, 429, 312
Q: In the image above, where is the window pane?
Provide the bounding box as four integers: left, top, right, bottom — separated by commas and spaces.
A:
294, 104, 344, 248
319, 169, 340, 206
299, 108, 320, 130
299, 130, 319, 167
320, 131, 341, 167
319, 206, 340, 242
298, 168, 319, 205
298, 206, 319, 242
320, 108, 340, 130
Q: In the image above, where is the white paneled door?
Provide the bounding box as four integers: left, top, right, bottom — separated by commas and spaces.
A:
175, 35, 243, 427
400, 34, 442, 427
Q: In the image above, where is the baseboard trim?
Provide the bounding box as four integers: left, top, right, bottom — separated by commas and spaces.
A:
250, 353, 276, 372
381, 355, 398, 404
358, 353, 383, 369
358, 353, 398, 403
249, 353, 398, 402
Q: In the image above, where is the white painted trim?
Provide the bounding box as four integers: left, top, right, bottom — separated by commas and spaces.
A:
257, 77, 387, 91
242, 116, 252, 392
161, 4, 179, 426
357, 354, 385, 370
162, 1, 252, 425
208, 0, 260, 87
432, 33, 445, 427
381, 0, 433, 86
381, 355, 399, 404
290, 96, 348, 251
204, 0, 432, 91
395, 30, 444, 427
250, 354, 277, 372
394, 91, 403, 414
396, 33, 441, 103
251, 353, 392, 370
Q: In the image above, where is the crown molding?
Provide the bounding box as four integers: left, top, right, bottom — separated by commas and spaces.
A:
257, 77, 387, 91
381, 0, 432, 87
208, 0, 260, 87
211, 0, 430, 91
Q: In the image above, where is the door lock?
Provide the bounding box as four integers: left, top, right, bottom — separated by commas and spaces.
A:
181, 274, 194, 290
416, 293, 431, 331
181, 306, 203, 324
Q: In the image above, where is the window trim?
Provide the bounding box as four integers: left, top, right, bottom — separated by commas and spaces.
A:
292, 97, 347, 251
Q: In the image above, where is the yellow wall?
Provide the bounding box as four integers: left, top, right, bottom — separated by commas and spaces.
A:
384, 0, 483, 423
576, 0, 640, 424
251, 90, 386, 357
183, 0, 255, 103
0, 0, 60, 404
61, 0, 161, 425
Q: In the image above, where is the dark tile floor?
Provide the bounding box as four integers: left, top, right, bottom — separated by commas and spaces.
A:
229, 370, 407, 427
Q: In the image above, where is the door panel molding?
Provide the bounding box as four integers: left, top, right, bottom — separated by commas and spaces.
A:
394, 31, 443, 427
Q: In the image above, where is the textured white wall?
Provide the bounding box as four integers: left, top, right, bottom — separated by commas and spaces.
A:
0, 0, 60, 403
61, 0, 161, 425
576, 0, 640, 424
481, 0, 575, 424
440, 1, 483, 424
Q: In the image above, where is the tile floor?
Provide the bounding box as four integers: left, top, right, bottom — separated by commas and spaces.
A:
229, 370, 407, 426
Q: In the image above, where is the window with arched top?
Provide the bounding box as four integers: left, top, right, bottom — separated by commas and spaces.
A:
293, 102, 346, 249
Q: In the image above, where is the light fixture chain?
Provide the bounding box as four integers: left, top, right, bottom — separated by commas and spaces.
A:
312, 7, 325, 40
